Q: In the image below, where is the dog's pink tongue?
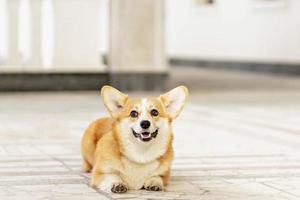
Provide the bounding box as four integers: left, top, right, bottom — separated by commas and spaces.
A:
141, 132, 151, 138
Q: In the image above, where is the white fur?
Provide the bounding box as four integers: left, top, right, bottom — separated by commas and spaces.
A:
98, 174, 122, 192
114, 97, 172, 189
120, 157, 159, 190
118, 117, 170, 163
141, 98, 147, 110
144, 176, 163, 189
161, 86, 187, 119
131, 98, 156, 134
118, 98, 171, 163
102, 86, 127, 117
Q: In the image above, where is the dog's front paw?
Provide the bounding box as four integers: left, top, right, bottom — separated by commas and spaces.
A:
111, 183, 128, 193
144, 177, 164, 191
91, 174, 127, 193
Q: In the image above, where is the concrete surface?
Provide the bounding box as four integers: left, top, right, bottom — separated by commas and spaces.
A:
1, 68, 300, 199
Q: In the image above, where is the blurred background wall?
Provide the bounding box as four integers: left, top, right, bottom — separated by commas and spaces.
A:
0, 0, 299, 91
167, 0, 300, 63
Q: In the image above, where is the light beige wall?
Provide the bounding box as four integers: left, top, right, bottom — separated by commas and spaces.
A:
167, 0, 300, 63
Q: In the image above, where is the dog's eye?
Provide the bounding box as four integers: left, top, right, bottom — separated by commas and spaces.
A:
150, 109, 159, 117
130, 110, 139, 118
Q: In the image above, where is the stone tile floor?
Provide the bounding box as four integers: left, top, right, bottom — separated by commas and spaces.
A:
1, 68, 300, 199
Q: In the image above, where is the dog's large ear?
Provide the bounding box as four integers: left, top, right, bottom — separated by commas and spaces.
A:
159, 86, 189, 120
101, 85, 128, 118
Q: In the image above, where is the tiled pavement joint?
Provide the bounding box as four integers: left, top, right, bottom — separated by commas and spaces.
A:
34, 145, 116, 200
1, 83, 300, 199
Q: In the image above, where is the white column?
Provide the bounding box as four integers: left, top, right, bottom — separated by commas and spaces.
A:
18, 0, 31, 66
41, 0, 54, 69
109, 0, 167, 73
51, 0, 104, 71
29, 0, 42, 69
0, 0, 8, 64
7, 0, 20, 67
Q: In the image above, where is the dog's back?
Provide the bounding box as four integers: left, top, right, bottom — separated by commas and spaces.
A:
81, 117, 115, 172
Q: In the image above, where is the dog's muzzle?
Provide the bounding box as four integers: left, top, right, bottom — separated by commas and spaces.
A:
131, 128, 158, 142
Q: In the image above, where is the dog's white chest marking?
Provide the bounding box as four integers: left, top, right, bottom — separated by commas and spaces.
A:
120, 157, 159, 190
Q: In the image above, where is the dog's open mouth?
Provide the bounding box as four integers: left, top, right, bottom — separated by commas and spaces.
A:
131, 129, 158, 142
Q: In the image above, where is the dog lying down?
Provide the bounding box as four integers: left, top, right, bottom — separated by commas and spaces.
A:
81, 85, 188, 193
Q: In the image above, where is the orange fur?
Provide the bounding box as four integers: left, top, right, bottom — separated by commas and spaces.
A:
80, 118, 115, 172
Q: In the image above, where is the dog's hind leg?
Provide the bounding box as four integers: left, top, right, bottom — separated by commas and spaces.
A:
82, 159, 92, 173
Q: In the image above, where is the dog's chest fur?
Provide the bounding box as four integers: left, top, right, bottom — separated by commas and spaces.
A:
120, 157, 159, 190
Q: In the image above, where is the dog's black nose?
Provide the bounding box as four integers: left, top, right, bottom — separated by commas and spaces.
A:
140, 120, 151, 129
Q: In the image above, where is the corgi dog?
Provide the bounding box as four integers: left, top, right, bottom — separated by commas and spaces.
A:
81, 85, 188, 193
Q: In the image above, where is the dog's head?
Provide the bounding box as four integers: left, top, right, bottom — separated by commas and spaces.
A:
101, 85, 188, 162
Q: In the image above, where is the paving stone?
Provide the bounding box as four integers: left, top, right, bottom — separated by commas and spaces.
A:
0, 184, 110, 200
1, 69, 300, 199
